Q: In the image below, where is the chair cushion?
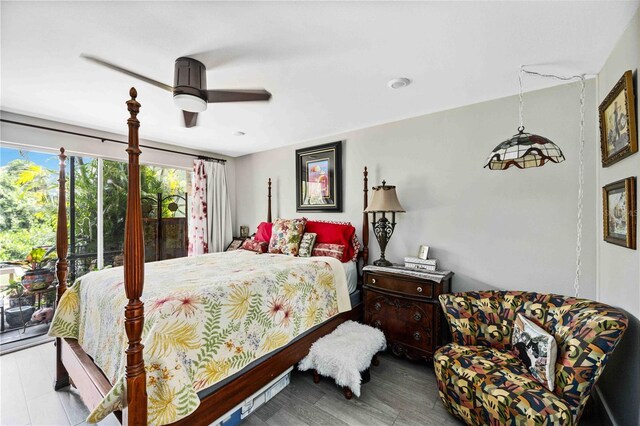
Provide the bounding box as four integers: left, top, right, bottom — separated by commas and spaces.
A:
434, 343, 573, 426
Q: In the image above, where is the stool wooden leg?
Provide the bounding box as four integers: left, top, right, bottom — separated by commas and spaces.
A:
372, 354, 379, 366
343, 387, 353, 400
361, 368, 371, 384
313, 370, 320, 384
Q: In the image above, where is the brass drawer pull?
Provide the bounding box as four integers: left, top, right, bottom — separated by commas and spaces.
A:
416, 286, 423, 293
373, 320, 381, 328
374, 302, 382, 312
413, 312, 422, 321
371, 278, 376, 284
413, 332, 421, 341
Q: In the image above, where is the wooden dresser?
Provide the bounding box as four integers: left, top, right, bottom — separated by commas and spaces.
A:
363, 268, 453, 362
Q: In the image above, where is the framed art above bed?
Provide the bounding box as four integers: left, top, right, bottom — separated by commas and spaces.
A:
296, 141, 343, 212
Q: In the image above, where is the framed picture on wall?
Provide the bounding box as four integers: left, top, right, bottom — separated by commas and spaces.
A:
603, 177, 636, 249
295, 141, 343, 212
598, 70, 638, 167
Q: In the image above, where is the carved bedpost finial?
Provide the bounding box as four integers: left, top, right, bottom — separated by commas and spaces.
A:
59, 147, 65, 156
127, 87, 141, 120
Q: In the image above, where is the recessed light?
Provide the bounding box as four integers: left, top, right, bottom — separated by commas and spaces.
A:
388, 78, 411, 89
233, 131, 245, 136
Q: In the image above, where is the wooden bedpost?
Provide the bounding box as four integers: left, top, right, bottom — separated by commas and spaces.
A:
54, 147, 70, 390
267, 178, 272, 222
362, 166, 369, 265
122, 87, 147, 425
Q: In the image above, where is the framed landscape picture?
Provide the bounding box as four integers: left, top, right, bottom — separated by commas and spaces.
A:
598, 70, 637, 167
296, 141, 343, 212
603, 177, 636, 249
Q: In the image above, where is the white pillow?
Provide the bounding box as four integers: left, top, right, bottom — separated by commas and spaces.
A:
512, 314, 558, 391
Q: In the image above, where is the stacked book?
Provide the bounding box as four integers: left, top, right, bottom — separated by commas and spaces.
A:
404, 257, 437, 271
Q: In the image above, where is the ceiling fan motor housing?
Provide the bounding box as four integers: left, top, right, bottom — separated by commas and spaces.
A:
173, 57, 207, 101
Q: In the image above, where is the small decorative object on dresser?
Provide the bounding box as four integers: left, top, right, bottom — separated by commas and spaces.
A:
363, 265, 453, 361
599, 70, 637, 167
417, 245, 430, 260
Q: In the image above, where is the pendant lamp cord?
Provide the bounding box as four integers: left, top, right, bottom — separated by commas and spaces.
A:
520, 67, 586, 297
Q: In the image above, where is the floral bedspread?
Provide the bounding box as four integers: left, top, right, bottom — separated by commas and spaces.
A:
49, 250, 351, 425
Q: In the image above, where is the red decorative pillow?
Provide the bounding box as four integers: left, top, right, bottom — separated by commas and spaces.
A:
305, 220, 356, 262
241, 239, 268, 253
255, 222, 272, 242
312, 243, 345, 260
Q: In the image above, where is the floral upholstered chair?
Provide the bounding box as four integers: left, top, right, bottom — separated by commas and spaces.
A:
434, 291, 628, 426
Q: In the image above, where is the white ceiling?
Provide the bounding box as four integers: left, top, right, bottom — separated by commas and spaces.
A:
1, 1, 639, 157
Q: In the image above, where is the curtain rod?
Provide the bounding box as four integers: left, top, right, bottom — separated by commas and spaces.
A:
0, 118, 226, 163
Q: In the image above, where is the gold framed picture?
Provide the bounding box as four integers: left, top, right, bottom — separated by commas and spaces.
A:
598, 70, 637, 167
603, 177, 636, 249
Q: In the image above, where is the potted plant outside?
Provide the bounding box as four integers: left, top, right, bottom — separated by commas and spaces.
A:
20, 247, 55, 292
1, 280, 35, 326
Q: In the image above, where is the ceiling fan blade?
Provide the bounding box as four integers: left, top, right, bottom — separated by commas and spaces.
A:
205, 89, 272, 103
183, 111, 198, 128
81, 54, 173, 92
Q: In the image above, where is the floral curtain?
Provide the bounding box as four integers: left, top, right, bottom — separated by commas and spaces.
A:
188, 160, 208, 255
188, 159, 233, 255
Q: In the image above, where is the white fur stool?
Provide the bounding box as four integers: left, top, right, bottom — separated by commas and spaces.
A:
298, 320, 387, 399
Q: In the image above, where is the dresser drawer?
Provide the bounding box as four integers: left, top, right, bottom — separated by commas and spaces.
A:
364, 291, 434, 352
365, 273, 433, 298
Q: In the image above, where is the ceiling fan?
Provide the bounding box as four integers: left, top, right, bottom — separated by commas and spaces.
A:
81, 54, 272, 128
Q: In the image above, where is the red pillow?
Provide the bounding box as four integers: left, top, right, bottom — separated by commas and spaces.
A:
311, 243, 345, 260
304, 220, 356, 263
255, 222, 272, 242
241, 239, 268, 253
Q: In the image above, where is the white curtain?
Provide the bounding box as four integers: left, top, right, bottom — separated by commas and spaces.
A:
188, 159, 232, 255
205, 161, 232, 252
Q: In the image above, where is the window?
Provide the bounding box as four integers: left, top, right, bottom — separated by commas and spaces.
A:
0, 146, 189, 344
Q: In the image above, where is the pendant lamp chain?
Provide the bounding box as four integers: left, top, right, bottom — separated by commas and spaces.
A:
520, 68, 586, 297
518, 66, 524, 129
574, 76, 585, 298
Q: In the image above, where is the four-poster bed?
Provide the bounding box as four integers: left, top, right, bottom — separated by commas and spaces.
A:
52, 88, 371, 425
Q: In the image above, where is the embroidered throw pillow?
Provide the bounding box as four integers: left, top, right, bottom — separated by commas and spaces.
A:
311, 243, 345, 261
268, 218, 307, 256
240, 239, 268, 253
298, 233, 317, 257
512, 314, 557, 391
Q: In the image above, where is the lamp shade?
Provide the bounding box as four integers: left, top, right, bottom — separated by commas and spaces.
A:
485, 127, 565, 170
364, 182, 405, 212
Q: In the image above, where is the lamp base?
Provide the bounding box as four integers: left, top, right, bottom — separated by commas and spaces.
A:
373, 258, 393, 267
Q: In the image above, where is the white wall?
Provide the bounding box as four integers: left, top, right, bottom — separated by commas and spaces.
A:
594, 8, 640, 426
0, 110, 237, 231
236, 80, 598, 299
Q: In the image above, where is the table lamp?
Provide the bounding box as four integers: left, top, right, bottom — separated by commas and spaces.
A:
364, 181, 405, 266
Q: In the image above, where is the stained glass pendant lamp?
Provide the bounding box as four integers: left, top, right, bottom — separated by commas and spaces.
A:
484, 68, 566, 170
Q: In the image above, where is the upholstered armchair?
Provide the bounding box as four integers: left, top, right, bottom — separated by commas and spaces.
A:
434, 291, 628, 426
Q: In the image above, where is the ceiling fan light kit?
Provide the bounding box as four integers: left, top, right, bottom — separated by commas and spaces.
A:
81, 54, 272, 128
173, 57, 208, 112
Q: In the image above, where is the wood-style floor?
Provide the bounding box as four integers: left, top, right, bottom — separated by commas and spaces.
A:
1, 342, 605, 426
0, 342, 460, 426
